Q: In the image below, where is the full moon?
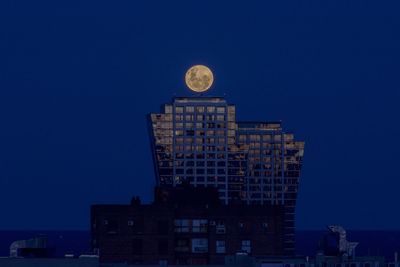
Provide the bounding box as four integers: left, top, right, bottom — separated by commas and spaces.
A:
185, 65, 214, 93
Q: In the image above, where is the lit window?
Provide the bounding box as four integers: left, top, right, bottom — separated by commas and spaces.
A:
175, 106, 184, 113
216, 240, 225, 253
196, 106, 205, 113
165, 105, 172, 113
206, 106, 215, 113
175, 115, 183, 121
192, 238, 208, 253
216, 107, 225, 113
186, 106, 194, 112
241, 240, 251, 253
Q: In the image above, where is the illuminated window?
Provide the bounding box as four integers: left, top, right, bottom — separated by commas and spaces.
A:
216, 115, 225, 121
206, 106, 215, 113
175, 115, 183, 121
274, 135, 281, 142
216, 240, 225, 253
192, 238, 208, 253
196, 106, 205, 113
165, 105, 172, 113
185, 115, 194, 121
186, 106, 194, 112
216, 107, 225, 113
241, 240, 251, 253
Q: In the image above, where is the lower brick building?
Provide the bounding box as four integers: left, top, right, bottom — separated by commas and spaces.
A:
91, 186, 285, 265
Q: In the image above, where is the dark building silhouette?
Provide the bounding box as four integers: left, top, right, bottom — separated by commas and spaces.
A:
91, 187, 285, 265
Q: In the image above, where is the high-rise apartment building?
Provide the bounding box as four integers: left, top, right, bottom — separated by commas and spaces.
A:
148, 66, 304, 254
149, 99, 304, 202
149, 97, 247, 204
91, 65, 305, 262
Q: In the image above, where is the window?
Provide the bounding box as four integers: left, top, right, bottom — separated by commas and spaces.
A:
196, 169, 205, 175
217, 107, 225, 113
165, 105, 172, 113
175, 239, 189, 252
216, 222, 226, 234
196, 106, 205, 113
186, 129, 195, 136
207, 106, 215, 113
197, 161, 205, 167
175, 106, 183, 113
174, 219, 190, 232
192, 219, 208, 233
192, 238, 208, 253
197, 176, 205, 182
186, 106, 194, 112
216, 240, 226, 253
241, 240, 251, 253
216, 115, 225, 121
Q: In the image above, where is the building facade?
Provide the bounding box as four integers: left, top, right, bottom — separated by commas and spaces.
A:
148, 96, 304, 254
91, 187, 285, 265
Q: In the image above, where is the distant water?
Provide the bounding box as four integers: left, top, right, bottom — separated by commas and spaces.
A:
0, 230, 399, 260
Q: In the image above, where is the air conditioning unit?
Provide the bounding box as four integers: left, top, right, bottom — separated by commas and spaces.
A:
210, 220, 216, 226
216, 226, 226, 234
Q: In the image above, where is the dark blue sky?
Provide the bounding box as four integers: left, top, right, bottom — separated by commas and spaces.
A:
0, 0, 399, 230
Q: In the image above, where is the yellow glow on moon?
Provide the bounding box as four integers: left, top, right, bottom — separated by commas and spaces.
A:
185, 65, 214, 93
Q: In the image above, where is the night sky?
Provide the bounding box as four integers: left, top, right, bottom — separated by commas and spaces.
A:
0, 0, 399, 230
